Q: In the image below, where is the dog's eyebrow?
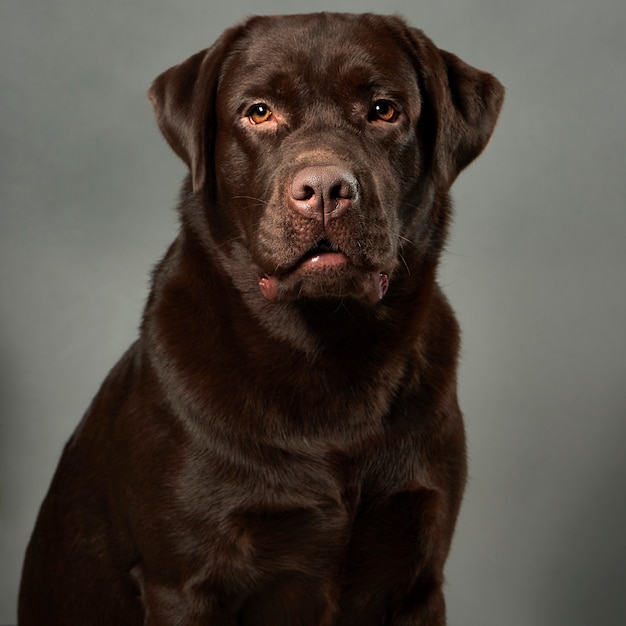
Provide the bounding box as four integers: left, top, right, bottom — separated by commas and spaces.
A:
232, 74, 413, 110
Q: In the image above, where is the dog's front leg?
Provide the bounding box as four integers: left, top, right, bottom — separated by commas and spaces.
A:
132, 567, 238, 626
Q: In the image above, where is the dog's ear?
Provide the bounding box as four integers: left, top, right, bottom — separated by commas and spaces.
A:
148, 26, 242, 193
408, 29, 505, 190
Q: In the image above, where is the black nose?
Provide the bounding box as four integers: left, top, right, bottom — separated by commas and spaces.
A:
289, 165, 359, 220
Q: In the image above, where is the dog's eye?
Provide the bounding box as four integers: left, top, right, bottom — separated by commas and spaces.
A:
247, 103, 273, 125
370, 100, 398, 123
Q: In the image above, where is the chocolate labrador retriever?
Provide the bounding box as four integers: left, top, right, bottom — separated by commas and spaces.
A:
19, 12, 503, 625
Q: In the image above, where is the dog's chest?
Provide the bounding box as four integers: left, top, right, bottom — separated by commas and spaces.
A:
153, 432, 429, 595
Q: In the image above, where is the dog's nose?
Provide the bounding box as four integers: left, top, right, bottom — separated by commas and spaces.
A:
289, 166, 358, 220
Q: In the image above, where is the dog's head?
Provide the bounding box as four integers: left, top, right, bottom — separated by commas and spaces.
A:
149, 13, 503, 306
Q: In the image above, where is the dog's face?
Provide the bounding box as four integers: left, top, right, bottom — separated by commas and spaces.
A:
213, 16, 425, 304
149, 13, 503, 306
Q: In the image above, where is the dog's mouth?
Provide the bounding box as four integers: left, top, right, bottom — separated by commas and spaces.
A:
257, 239, 389, 304
297, 239, 350, 269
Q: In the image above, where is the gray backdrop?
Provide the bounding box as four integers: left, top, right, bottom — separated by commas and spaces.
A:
2, 0, 625, 623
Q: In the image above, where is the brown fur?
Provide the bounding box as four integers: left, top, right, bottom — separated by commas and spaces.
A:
19, 13, 503, 625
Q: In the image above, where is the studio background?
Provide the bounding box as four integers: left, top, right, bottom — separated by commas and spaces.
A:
1, 0, 625, 624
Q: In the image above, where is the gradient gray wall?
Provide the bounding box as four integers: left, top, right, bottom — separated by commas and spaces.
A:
2, 0, 625, 623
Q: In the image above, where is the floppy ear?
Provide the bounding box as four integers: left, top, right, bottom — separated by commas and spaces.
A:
409, 29, 505, 190
148, 26, 243, 193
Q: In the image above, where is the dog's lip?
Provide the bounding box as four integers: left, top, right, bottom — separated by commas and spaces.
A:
258, 268, 389, 304
260, 244, 351, 283
257, 241, 391, 303
268, 242, 353, 277
257, 252, 389, 304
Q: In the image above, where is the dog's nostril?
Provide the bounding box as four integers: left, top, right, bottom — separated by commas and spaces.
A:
293, 184, 316, 202
290, 166, 358, 219
330, 181, 355, 201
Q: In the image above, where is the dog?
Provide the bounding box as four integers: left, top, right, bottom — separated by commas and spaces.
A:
19, 13, 503, 625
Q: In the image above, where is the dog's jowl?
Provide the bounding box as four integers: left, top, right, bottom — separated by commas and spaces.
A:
19, 13, 503, 625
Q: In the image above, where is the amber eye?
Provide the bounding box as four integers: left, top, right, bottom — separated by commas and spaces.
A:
371, 100, 398, 122
248, 103, 272, 124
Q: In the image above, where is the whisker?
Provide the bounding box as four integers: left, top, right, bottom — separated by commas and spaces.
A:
399, 200, 423, 212
397, 234, 417, 248
398, 251, 411, 275
230, 195, 269, 207
214, 235, 245, 250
